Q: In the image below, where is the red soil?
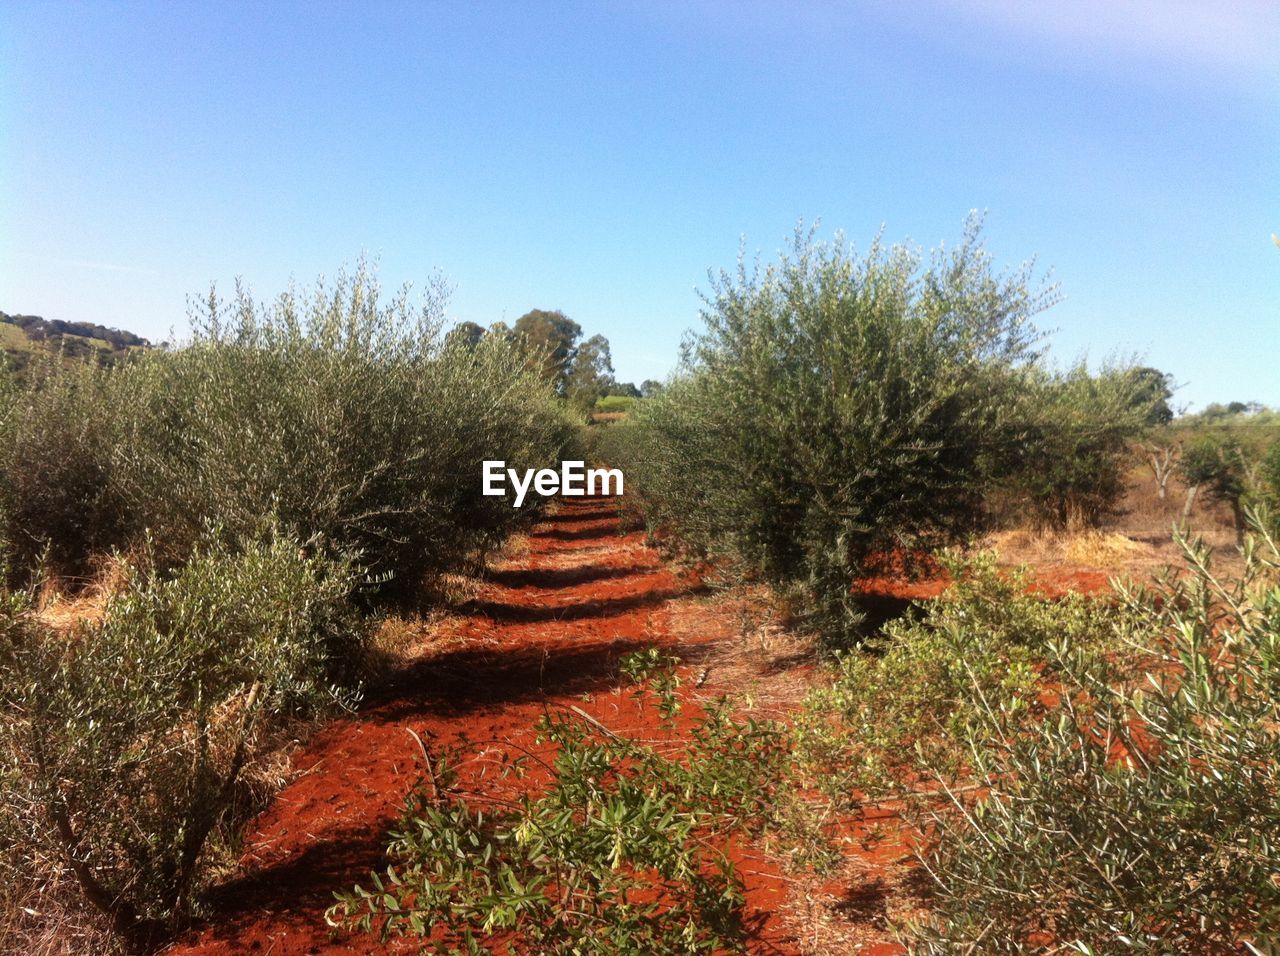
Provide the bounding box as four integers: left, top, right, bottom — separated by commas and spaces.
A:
165, 498, 809, 955
160, 503, 1123, 955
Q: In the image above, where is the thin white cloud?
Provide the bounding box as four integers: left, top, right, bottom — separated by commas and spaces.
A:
933, 0, 1280, 81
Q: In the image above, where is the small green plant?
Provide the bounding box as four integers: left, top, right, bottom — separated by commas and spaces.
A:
0, 534, 365, 941
792, 553, 1130, 804
906, 519, 1280, 952
329, 652, 794, 954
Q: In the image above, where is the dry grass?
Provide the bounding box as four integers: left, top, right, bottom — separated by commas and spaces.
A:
988, 467, 1247, 578
0, 865, 120, 956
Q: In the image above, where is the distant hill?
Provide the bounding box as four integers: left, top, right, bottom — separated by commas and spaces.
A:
1, 311, 150, 379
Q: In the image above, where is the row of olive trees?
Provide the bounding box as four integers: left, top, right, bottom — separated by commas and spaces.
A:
0, 263, 577, 945
0, 263, 577, 594
1138, 426, 1280, 543
607, 218, 1164, 648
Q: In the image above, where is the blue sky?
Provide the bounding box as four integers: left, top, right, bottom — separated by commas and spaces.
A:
2, 0, 1277, 409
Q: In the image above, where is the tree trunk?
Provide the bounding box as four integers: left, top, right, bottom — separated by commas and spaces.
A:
1230, 498, 1245, 547
1181, 483, 1199, 523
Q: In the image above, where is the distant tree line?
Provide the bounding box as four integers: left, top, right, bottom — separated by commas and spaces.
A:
1, 311, 150, 349
1, 311, 151, 380
445, 309, 660, 415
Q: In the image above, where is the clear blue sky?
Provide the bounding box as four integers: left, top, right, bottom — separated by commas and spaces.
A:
2, 1, 1277, 409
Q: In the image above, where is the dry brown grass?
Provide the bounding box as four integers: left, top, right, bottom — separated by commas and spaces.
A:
0, 865, 120, 956
988, 467, 1246, 579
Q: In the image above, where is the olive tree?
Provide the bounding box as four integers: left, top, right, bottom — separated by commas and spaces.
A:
621, 217, 1055, 647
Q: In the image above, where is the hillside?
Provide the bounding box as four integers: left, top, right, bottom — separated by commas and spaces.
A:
0, 310, 150, 377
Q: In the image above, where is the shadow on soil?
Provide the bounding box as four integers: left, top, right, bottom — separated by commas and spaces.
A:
486, 562, 661, 589
528, 523, 629, 542
170, 496, 731, 954
460, 585, 705, 624
372, 637, 711, 721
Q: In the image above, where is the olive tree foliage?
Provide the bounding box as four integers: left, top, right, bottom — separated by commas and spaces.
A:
910, 519, 1280, 952
0, 356, 130, 582
1264, 440, 1280, 503
619, 217, 1055, 647
117, 271, 574, 593
1009, 361, 1163, 529
0, 536, 366, 940
0, 263, 575, 595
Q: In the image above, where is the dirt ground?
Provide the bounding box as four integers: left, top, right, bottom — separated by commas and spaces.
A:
161, 483, 1219, 955
164, 498, 883, 955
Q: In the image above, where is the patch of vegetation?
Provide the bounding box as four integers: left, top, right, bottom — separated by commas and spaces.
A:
1009, 362, 1162, 529
907, 519, 1280, 951
792, 553, 1136, 805
783, 519, 1279, 951
329, 650, 795, 954
0, 263, 577, 594
0, 355, 128, 579
612, 218, 1062, 648
0, 534, 366, 942
594, 393, 638, 414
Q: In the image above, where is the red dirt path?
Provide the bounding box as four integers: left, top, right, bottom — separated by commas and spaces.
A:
165, 498, 813, 955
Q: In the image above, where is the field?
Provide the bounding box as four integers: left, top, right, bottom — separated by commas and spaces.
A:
2, 240, 1278, 955
103, 487, 1272, 955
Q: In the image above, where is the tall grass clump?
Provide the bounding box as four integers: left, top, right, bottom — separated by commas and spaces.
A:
906, 516, 1280, 952
0, 534, 366, 944
615, 217, 1054, 647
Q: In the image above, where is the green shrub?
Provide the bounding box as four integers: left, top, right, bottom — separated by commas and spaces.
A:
793, 553, 1133, 805
0, 534, 365, 939
329, 653, 791, 954
907, 523, 1280, 952
1178, 433, 1251, 542
614, 217, 1054, 647
108, 267, 575, 594
1009, 362, 1159, 529
1, 263, 576, 596
0, 354, 133, 582
1257, 441, 1280, 536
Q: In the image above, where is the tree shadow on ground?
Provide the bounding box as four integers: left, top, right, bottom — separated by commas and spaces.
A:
528, 523, 630, 542
370, 634, 718, 722
460, 585, 704, 624
486, 562, 661, 589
